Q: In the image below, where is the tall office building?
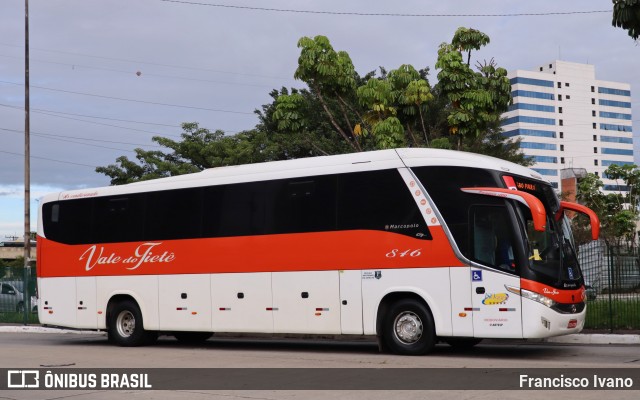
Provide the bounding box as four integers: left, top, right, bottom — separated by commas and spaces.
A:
502, 61, 633, 192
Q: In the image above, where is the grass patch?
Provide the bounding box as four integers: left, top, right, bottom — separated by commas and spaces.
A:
585, 299, 640, 330
0, 312, 39, 324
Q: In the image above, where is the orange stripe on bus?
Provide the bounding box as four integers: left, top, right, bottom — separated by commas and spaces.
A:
37, 229, 464, 277
521, 279, 585, 304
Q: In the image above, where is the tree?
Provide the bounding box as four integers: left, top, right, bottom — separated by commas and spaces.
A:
612, 0, 640, 40
575, 164, 640, 246
293, 36, 362, 151
434, 28, 512, 151
263, 87, 356, 157
97, 28, 531, 184
96, 123, 271, 185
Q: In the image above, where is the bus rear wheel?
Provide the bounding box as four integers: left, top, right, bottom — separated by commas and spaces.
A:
108, 300, 155, 346
383, 298, 436, 355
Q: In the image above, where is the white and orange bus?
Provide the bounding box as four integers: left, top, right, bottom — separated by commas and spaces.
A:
36, 148, 599, 355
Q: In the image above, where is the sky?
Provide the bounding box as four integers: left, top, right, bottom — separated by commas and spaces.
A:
0, 0, 637, 240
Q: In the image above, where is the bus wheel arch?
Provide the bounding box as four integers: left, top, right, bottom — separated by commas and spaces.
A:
376, 292, 436, 355
106, 295, 156, 346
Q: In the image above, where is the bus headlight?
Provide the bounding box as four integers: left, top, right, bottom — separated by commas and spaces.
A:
520, 289, 557, 308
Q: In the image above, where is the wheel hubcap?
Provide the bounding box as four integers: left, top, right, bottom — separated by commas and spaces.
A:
394, 311, 423, 344
116, 310, 135, 338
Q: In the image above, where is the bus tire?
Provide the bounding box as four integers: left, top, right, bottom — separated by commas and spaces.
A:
108, 300, 153, 347
173, 332, 213, 344
383, 298, 435, 355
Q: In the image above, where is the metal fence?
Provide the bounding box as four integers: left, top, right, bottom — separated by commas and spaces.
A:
0, 269, 38, 324
578, 241, 640, 331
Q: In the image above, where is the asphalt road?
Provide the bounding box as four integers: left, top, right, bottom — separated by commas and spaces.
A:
0, 332, 639, 399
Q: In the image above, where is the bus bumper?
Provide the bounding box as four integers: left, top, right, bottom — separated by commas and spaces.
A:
522, 298, 586, 339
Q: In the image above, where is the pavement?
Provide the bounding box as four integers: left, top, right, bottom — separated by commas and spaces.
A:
0, 324, 639, 345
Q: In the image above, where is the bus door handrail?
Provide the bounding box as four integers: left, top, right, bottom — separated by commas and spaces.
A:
460, 187, 547, 232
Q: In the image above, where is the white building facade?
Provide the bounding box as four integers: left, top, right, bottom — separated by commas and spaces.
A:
503, 61, 633, 191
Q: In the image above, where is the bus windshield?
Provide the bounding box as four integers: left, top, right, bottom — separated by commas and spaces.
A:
510, 177, 582, 284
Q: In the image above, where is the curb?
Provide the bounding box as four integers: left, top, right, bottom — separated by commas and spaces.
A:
0, 326, 104, 335
539, 333, 640, 345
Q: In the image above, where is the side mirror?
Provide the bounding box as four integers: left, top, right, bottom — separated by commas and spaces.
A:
461, 187, 547, 232
556, 201, 600, 240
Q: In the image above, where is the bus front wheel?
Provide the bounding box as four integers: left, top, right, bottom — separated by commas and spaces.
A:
108, 300, 155, 346
383, 298, 436, 355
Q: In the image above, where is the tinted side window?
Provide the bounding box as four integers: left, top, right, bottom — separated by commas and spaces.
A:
203, 182, 267, 237
93, 195, 145, 243
270, 176, 337, 234
337, 170, 429, 239
146, 188, 203, 240
43, 199, 93, 245
412, 166, 500, 256
470, 205, 517, 274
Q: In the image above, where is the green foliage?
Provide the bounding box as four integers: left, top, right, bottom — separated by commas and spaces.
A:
401, 80, 432, 113
264, 87, 357, 157
97, 27, 530, 185
357, 78, 396, 115
371, 117, 406, 149
96, 123, 272, 185
612, 0, 640, 40
435, 40, 512, 149
272, 93, 307, 132
295, 36, 356, 95
293, 35, 361, 151
452, 27, 491, 65
430, 137, 452, 150
576, 165, 640, 245
585, 299, 640, 330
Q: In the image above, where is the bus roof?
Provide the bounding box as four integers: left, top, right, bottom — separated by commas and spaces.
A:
46, 148, 546, 203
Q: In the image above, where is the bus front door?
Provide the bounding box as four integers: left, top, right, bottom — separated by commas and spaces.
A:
470, 268, 522, 338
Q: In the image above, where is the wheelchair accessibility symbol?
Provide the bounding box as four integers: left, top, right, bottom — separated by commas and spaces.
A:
472, 270, 483, 282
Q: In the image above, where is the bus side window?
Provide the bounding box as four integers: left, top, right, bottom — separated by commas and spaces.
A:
337, 170, 428, 239
93, 196, 145, 243
43, 199, 93, 245
146, 188, 203, 240
270, 177, 337, 234
203, 182, 265, 238
469, 205, 516, 273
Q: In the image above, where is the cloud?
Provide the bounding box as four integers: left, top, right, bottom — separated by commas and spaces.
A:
0, 0, 637, 190
0, 187, 21, 197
